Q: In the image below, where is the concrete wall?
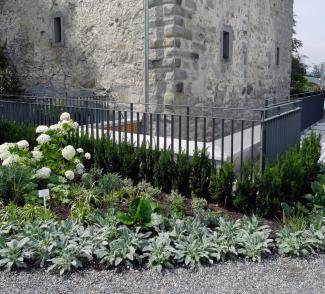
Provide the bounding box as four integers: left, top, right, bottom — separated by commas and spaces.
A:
0, 0, 293, 114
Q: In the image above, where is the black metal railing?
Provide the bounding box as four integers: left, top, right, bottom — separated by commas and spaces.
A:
0, 91, 323, 173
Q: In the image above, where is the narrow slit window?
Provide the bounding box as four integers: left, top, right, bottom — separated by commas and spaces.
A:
276, 47, 280, 66
54, 17, 62, 44
223, 31, 230, 60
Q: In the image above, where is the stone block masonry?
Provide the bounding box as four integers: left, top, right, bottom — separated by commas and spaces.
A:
0, 0, 294, 118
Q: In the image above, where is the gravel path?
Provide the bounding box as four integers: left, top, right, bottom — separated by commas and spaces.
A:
0, 255, 324, 294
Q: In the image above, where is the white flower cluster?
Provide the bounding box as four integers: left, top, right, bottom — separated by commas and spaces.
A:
0, 113, 92, 184
36, 167, 51, 179
36, 134, 51, 145
62, 145, 76, 161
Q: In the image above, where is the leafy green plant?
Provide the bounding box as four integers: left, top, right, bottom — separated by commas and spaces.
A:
70, 201, 95, 224
143, 232, 174, 272
305, 174, 325, 210
154, 150, 175, 193
0, 121, 36, 148
137, 145, 160, 185
173, 152, 191, 196
276, 226, 319, 256
233, 162, 258, 214
0, 237, 30, 271
210, 162, 235, 207
191, 197, 207, 214
136, 180, 161, 199
300, 131, 321, 176
0, 164, 36, 205
190, 149, 212, 198
169, 191, 186, 217
98, 173, 122, 195
117, 197, 164, 228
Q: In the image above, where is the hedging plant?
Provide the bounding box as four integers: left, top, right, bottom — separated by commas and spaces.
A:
210, 162, 235, 207
0, 121, 36, 148
233, 162, 259, 214
173, 152, 191, 196
190, 149, 212, 198
154, 149, 175, 193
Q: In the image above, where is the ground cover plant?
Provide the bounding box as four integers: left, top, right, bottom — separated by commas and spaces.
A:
0, 113, 324, 275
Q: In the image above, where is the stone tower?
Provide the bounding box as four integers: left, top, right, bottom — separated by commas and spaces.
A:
0, 0, 294, 111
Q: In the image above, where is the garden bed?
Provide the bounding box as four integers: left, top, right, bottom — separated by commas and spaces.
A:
0, 113, 324, 275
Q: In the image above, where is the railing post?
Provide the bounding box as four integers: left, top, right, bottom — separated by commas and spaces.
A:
259, 110, 266, 173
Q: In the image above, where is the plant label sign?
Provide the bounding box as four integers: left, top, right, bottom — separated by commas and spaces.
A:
38, 189, 50, 212
38, 189, 50, 199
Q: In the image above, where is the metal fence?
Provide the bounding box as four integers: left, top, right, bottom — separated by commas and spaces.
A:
0, 91, 323, 173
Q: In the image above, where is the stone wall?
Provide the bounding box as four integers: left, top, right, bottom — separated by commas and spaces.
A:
0, 0, 146, 106
0, 0, 293, 118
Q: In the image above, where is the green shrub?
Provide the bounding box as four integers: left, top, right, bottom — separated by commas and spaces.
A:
300, 131, 321, 176
210, 162, 235, 207
98, 174, 122, 195
258, 162, 282, 218
154, 150, 175, 193
136, 180, 161, 199
0, 121, 36, 148
137, 145, 160, 185
173, 152, 191, 196
117, 141, 140, 182
305, 174, 325, 210
0, 164, 36, 205
190, 149, 212, 198
233, 162, 259, 214
169, 191, 186, 217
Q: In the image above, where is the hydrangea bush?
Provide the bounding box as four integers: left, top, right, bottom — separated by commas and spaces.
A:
0, 113, 91, 199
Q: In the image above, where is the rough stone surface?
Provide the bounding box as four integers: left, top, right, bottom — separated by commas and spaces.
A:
0, 0, 293, 113
0, 256, 324, 294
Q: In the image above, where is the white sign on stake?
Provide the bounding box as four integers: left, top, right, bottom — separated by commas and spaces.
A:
38, 189, 50, 212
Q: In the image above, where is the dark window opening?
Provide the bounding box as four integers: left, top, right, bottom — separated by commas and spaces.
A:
223, 31, 230, 60
54, 17, 62, 44
276, 47, 280, 66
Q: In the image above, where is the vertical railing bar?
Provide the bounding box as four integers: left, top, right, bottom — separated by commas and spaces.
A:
124, 111, 128, 143
130, 104, 134, 145
150, 113, 153, 148
230, 120, 234, 164
250, 121, 255, 178
156, 113, 160, 150
179, 115, 182, 154
240, 120, 244, 178
118, 111, 121, 144
171, 115, 174, 153
186, 107, 190, 155
137, 112, 140, 148
164, 114, 167, 150
195, 117, 198, 151
221, 119, 225, 166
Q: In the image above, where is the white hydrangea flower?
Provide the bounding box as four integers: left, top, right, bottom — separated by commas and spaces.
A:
16, 140, 29, 150
60, 112, 71, 121
31, 150, 43, 161
72, 122, 79, 129
65, 170, 75, 181
0, 143, 9, 154
85, 153, 91, 160
8, 143, 16, 149
36, 125, 49, 134
36, 134, 51, 145
62, 145, 76, 161
76, 163, 85, 175
49, 124, 59, 131
2, 155, 20, 166
0, 151, 11, 161
36, 167, 51, 179
76, 148, 84, 154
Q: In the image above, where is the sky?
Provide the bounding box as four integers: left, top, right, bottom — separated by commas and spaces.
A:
294, 0, 325, 67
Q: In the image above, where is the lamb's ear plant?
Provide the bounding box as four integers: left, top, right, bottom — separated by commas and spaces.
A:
143, 232, 175, 272
236, 216, 272, 262
276, 226, 320, 256
0, 237, 30, 271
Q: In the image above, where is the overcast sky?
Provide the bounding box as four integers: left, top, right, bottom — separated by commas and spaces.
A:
294, 0, 325, 67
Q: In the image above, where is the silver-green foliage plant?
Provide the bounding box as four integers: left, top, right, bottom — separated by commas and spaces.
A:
276, 226, 320, 256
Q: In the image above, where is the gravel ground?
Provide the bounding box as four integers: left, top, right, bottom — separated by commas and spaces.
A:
0, 255, 324, 294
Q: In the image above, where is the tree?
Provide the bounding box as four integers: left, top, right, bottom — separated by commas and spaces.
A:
310, 65, 321, 78
290, 18, 308, 91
